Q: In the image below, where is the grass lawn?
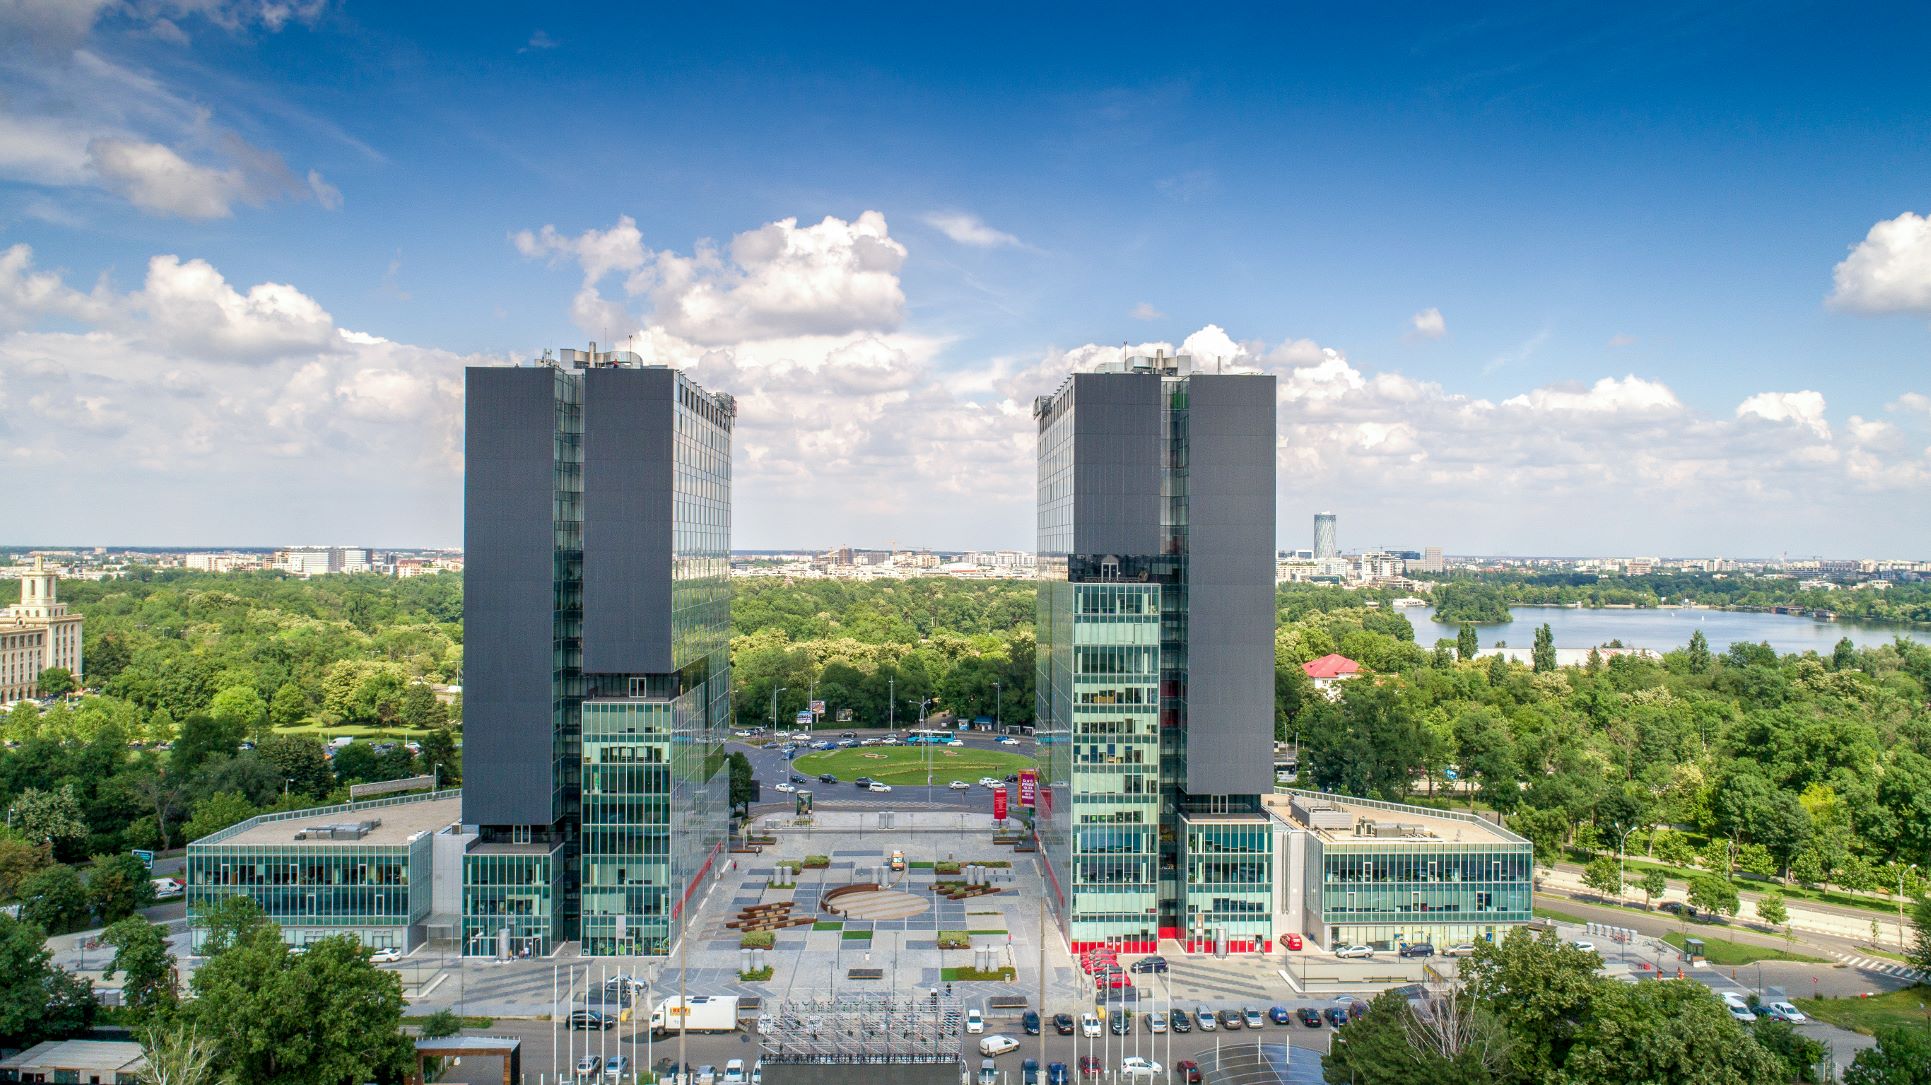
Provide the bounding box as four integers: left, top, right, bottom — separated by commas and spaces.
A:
275, 722, 447, 742
1534, 904, 1589, 924
1795, 985, 1931, 1036
841, 929, 872, 941
791, 746, 1033, 786
812, 920, 843, 931
1662, 930, 1824, 965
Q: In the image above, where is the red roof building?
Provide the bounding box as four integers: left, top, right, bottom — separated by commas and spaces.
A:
1301, 654, 1360, 680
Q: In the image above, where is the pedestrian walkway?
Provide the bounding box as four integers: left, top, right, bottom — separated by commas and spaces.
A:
1834, 952, 1928, 983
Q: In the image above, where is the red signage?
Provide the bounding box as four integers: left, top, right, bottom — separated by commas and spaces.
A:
1018, 770, 1038, 808
993, 787, 1008, 821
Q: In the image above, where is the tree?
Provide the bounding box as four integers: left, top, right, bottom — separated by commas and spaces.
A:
256, 735, 333, 798
1754, 891, 1788, 935
171, 714, 246, 778
416, 1008, 462, 1039
1532, 624, 1556, 673
1639, 868, 1668, 911
1750, 1019, 1828, 1084
37, 667, 76, 697
88, 852, 157, 923
1844, 1026, 1931, 1085
1906, 894, 1931, 974
20, 863, 90, 933
0, 835, 52, 899
0, 914, 93, 1049
1460, 930, 1603, 1081
269, 682, 310, 729
1558, 980, 1785, 1085
1301, 681, 1427, 801
1582, 856, 1623, 902
193, 894, 269, 957
8, 785, 87, 852
1688, 872, 1741, 919
728, 751, 755, 813
398, 683, 445, 730
418, 726, 459, 785
1323, 988, 1508, 1085
208, 686, 268, 741
1458, 622, 1479, 662
1687, 629, 1711, 674
182, 791, 256, 843
187, 928, 414, 1085
1831, 636, 1858, 672
139, 1022, 221, 1085
102, 915, 176, 1015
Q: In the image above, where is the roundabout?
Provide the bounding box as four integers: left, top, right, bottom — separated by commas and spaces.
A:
790, 745, 1034, 786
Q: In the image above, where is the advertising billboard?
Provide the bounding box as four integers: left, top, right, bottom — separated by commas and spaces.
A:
992, 787, 1008, 821
1017, 770, 1038, 808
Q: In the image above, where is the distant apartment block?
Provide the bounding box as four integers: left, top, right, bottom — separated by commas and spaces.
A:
274, 546, 374, 576
0, 557, 83, 701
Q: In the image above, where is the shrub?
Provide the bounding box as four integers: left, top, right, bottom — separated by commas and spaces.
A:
740, 931, 775, 949
738, 966, 774, 982
936, 931, 970, 949
801, 855, 830, 869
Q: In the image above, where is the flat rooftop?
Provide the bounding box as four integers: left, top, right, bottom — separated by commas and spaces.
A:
1265, 789, 1526, 846
206, 793, 461, 850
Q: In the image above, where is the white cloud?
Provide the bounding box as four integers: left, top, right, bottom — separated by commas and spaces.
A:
1409, 307, 1447, 339
921, 211, 1023, 249
307, 169, 341, 210
86, 137, 250, 218
1829, 211, 1931, 314
520, 29, 558, 52
1889, 392, 1931, 416
1502, 375, 1681, 415
1129, 301, 1164, 321
517, 211, 909, 346
1736, 390, 1831, 438
135, 254, 337, 361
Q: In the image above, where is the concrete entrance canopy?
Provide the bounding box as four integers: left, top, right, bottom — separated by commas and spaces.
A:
411, 1036, 520, 1085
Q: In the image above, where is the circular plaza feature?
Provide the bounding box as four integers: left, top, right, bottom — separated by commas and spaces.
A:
823, 883, 930, 922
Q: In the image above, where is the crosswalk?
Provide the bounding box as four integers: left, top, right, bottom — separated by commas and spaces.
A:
1836, 952, 1928, 982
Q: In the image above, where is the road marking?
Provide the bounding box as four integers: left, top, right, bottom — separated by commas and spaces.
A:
1836, 953, 1928, 982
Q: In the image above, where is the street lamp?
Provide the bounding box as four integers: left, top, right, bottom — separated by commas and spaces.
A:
770, 687, 786, 731
994, 681, 1002, 734
1617, 825, 1638, 911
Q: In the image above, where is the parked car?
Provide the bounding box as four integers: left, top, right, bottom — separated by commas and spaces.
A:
1444, 943, 1477, 957
1109, 1012, 1132, 1036
721, 1060, 744, 1084
1727, 1003, 1758, 1023
1076, 1056, 1101, 1078
1268, 1005, 1291, 1025
1334, 944, 1375, 959
1297, 1007, 1323, 1028
575, 1055, 601, 1078
604, 1056, 630, 1079
1129, 955, 1168, 973
966, 1008, 984, 1034
1046, 1063, 1070, 1085
1243, 1007, 1265, 1029
1763, 1002, 1807, 1023
1167, 1008, 1192, 1033
368, 947, 402, 963
568, 1010, 612, 1030
1145, 1010, 1167, 1033
1399, 943, 1436, 959
1053, 1013, 1075, 1035
1022, 1010, 1041, 1035
978, 1035, 1020, 1057
1570, 940, 1597, 953
1194, 1007, 1216, 1031
1348, 1000, 1368, 1021
1080, 1013, 1102, 1037
1217, 1009, 1243, 1030
1175, 1060, 1202, 1084
1324, 1007, 1350, 1027
1119, 1057, 1162, 1080
1282, 933, 1304, 951
1093, 970, 1132, 990
1021, 1057, 1040, 1085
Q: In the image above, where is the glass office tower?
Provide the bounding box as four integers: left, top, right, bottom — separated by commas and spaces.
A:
1033, 350, 1278, 952
463, 346, 733, 956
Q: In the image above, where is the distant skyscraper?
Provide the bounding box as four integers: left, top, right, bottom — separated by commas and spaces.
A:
462, 344, 735, 958
1033, 349, 1278, 953
1313, 511, 1338, 560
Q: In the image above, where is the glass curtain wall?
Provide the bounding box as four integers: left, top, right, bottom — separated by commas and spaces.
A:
1314, 840, 1533, 949
186, 836, 429, 951
462, 845, 561, 957
1180, 815, 1274, 952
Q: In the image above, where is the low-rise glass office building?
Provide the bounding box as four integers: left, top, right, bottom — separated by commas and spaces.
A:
186, 791, 461, 953
1268, 790, 1533, 951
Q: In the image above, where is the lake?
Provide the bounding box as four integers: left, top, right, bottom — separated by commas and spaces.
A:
1416, 606, 1931, 656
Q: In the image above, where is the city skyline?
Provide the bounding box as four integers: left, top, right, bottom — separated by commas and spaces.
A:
4, 7, 1931, 553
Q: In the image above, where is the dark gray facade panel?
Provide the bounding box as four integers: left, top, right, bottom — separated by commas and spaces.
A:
463, 366, 560, 827
1180, 373, 1278, 795
580, 367, 675, 676
1070, 372, 1163, 557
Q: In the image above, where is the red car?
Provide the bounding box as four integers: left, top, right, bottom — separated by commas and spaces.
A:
1175, 1061, 1202, 1084
1283, 933, 1304, 951
1078, 1056, 1103, 1078
1093, 970, 1133, 990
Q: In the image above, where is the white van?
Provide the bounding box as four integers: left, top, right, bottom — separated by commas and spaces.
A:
978, 1034, 1021, 1057
722, 1059, 746, 1083
965, 1007, 984, 1033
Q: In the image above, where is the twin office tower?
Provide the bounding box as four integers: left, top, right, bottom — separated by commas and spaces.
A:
461, 346, 1277, 957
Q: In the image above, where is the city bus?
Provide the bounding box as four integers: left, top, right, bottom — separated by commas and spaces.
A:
903, 728, 953, 745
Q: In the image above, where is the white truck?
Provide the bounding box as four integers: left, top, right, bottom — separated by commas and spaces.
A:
650, 995, 741, 1039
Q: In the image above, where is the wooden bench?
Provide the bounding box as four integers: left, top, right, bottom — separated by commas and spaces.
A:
847, 968, 885, 981
986, 996, 1029, 1011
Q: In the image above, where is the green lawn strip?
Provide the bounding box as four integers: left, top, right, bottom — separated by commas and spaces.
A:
275, 722, 445, 742
405, 1014, 494, 1030
908, 861, 935, 869
790, 746, 1033, 787
942, 966, 1016, 982
841, 929, 872, 941
1661, 930, 1823, 965
812, 920, 843, 931
1534, 904, 1589, 924
967, 929, 1006, 936
1794, 985, 1931, 1036
1566, 849, 1907, 919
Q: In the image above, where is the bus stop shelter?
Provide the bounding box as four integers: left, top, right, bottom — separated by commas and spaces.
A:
411, 1036, 520, 1085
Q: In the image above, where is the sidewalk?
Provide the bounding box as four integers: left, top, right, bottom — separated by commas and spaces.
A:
1538, 865, 1913, 948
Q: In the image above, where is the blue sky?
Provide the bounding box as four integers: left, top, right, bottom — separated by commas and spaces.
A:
3, 2, 1930, 554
